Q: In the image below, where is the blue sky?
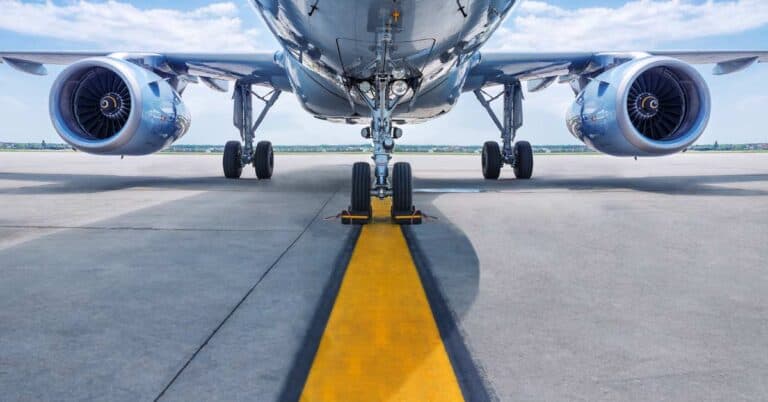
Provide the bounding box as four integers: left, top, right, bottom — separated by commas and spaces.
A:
0, 0, 767, 146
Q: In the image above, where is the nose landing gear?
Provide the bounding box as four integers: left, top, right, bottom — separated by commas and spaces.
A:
340, 22, 420, 225
342, 78, 419, 225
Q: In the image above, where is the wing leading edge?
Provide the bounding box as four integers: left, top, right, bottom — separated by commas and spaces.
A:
465, 50, 768, 92
0, 51, 291, 92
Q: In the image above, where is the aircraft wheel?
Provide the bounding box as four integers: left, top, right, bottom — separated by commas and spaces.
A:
482, 141, 502, 180
513, 141, 533, 179
392, 162, 413, 212
254, 140, 274, 179
351, 162, 371, 213
223, 141, 243, 179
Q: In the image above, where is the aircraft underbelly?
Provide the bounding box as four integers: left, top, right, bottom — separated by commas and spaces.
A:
307, 0, 466, 74
253, 0, 519, 122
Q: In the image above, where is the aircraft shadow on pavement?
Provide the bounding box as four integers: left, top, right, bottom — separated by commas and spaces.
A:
5, 164, 766, 400
0, 164, 489, 401
414, 173, 768, 197
405, 193, 492, 400
2, 171, 767, 197
0, 167, 350, 195
279, 190, 490, 401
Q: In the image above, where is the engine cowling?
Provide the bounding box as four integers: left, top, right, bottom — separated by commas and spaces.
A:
566, 57, 711, 156
50, 57, 190, 155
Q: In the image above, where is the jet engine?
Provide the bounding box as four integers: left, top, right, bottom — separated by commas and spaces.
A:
566, 57, 711, 156
50, 57, 190, 155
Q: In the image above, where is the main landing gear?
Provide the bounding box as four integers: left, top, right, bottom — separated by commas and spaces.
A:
222, 80, 281, 180
474, 81, 534, 180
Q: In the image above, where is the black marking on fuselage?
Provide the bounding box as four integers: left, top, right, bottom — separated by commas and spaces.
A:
308, 0, 319, 16
456, 0, 468, 17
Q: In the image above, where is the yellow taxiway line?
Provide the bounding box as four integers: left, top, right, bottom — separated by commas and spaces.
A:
300, 199, 464, 401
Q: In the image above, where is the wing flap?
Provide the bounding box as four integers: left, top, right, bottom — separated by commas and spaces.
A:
0, 51, 107, 65
712, 56, 761, 75
0, 57, 48, 76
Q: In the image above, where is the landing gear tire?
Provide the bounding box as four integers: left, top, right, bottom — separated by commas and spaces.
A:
482, 141, 502, 180
351, 162, 371, 214
513, 141, 533, 179
392, 162, 413, 212
254, 140, 274, 179
223, 141, 243, 179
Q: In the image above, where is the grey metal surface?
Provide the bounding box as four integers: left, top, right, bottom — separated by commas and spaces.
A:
0, 51, 290, 86
1, 152, 768, 401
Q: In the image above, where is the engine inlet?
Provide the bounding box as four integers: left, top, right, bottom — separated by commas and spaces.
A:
73, 68, 132, 140
627, 67, 687, 141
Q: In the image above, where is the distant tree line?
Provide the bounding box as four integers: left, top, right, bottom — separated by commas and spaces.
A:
2, 141, 766, 153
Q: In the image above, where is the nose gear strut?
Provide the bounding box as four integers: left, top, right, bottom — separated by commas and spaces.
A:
342, 22, 420, 225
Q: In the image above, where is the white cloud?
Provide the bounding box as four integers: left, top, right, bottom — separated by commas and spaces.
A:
0, 0, 265, 52
1, 0, 764, 58
491, 0, 768, 51
0, 0, 767, 145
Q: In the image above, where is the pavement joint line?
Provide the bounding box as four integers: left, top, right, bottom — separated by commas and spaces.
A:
153, 188, 340, 402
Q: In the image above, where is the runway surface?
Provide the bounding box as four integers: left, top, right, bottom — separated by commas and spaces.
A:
1, 151, 767, 401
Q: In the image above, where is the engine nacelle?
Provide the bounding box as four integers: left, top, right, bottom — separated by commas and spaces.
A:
566, 57, 711, 156
50, 57, 190, 155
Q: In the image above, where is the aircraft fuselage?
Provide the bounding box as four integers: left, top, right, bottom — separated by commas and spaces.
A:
251, 0, 520, 123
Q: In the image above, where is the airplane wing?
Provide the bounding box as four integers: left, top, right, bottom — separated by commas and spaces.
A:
0, 51, 291, 92
464, 51, 768, 92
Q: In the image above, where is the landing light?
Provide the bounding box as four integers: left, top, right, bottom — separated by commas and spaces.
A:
358, 81, 372, 93
392, 127, 403, 139
390, 80, 409, 97
361, 127, 372, 139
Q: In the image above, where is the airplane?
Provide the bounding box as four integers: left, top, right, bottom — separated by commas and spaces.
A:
1, 0, 766, 222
